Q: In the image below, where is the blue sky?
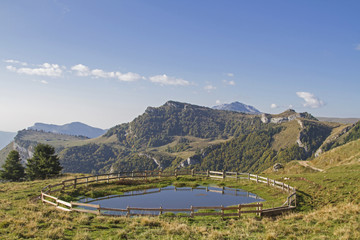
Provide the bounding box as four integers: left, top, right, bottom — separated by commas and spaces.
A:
1, 0, 359, 131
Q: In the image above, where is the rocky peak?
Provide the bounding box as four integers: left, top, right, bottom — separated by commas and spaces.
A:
212, 101, 261, 114
261, 110, 317, 124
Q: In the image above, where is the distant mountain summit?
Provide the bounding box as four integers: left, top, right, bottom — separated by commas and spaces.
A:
212, 101, 261, 114
28, 122, 106, 138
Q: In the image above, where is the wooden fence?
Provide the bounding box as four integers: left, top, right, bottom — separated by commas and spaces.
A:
41, 170, 296, 217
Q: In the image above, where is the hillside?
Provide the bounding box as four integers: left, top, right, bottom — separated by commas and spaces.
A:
2, 101, 359, 174
28, 122, 106, 138
1, 140, 359, 239
57, 101, 357, 174
0, 130, 89, 168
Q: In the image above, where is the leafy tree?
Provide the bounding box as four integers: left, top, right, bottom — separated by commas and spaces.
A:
0, 150, 25, 181
26, 144, 62, 180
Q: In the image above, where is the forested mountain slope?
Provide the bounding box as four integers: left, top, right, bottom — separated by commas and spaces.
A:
2, 101, 359, 174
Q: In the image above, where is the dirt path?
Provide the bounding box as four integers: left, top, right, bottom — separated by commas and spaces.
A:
298, 161, 324, 172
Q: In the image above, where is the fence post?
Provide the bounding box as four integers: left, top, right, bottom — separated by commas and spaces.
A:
107, 174, 110, 183
190, 205, 194, 218
248, 173, 250, 180
236, 172, 238, 180
221, 205, 224, 219
96, 175, 98, 183
86, 177, 89, 187
223, 170, 225, 180
174, 169, 177, 177
159, 206, 163, 216
282, 182, 284, 191
207, 170, 210, 178
126, 206, 130, 217
267, 177, 269, 186
238, 204, 241, 217
118, 173, 120, 181
131, 171, 134, 178
256, 175, 258, 183
159, 169, 162, 178
74, 177, 77, 189
191, 169, 194, 177
62, 181, 65, 192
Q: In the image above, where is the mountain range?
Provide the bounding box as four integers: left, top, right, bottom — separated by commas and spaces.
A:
28, 122, 106, 138
1, 100, 359, 174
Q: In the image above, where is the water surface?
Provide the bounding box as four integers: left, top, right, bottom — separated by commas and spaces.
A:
79, 185, 264, 214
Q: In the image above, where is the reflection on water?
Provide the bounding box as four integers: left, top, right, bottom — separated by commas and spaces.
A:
79, 185, 264, 215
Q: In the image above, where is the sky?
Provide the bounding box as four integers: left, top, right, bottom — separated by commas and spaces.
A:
1, 0, 360, 132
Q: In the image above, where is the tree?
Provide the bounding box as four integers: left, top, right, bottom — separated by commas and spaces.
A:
26, 144, 62, 180
0, 150, 25, 181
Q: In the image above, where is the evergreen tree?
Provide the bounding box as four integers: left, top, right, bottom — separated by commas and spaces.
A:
26, 144, 62, 180
0, 150, 25, 181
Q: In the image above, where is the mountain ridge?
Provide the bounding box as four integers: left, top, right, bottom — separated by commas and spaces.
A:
28, 122, 106, 139
2, 100, 359, 175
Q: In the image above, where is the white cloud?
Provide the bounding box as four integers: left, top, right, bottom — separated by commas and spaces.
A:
149, 74, 190, 86
71, 64, 142, 82
296, 92, 324, 108
4, 59, 27, 66
204, 84, 216, 92
355, 44, 360, 50
6, 65, 17, 72
216, 100, 221, 105
227, 73, 234, 77
40, 80, 48, 84
223, 79, 235, 86
71, 64, 90, 76
91, 69, 115, 78
6, 63, 63, 77
116, 72, 143, 82
270, 103, 278, 109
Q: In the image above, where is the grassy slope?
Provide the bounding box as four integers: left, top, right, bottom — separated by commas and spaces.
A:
272, 121, 301, 151
1, 129, 359, 239
1, 139, 360, 240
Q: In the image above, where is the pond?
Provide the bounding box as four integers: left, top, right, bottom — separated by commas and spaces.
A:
78, 185, 264, 215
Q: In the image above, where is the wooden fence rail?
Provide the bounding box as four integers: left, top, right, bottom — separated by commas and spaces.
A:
41, 170, 296, 217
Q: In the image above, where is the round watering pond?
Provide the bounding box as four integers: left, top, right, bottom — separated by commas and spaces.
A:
78, 185, 265, 216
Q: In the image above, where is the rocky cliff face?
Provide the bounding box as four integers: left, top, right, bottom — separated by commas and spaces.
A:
261, 110, 317, 124
13, 141, 34, 165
